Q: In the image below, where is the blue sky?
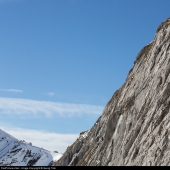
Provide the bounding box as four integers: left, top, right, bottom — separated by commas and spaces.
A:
0, 0, 170, 152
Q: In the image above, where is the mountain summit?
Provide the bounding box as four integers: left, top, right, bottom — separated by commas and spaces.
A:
55, 18, 170, 166
0, 129, 53, 166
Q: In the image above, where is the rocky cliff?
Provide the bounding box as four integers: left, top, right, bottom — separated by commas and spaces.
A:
54, 18, 170, 166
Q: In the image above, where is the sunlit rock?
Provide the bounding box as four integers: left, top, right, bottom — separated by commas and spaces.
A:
55, 18, 170, 166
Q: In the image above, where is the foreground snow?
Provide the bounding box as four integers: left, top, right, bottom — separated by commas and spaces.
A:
50, 152, 63, 162
0, 129, 53, 166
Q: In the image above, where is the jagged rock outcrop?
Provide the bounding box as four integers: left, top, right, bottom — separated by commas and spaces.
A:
0, 129, 53, 166
54, 18, 170, 166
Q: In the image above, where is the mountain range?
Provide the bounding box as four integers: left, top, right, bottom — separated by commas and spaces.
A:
1, 17, 170, 166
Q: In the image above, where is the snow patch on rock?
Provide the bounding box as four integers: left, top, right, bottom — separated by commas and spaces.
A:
0, 129, 53, 166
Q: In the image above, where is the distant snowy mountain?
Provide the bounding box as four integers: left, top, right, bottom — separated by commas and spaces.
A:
0, 129, 53, 166
50, 152, 62, 162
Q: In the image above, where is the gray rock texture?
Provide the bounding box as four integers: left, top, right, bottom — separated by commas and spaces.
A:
54, 18, 170, 166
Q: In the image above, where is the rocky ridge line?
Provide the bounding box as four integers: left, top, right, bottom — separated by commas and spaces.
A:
55, 17, 170, 166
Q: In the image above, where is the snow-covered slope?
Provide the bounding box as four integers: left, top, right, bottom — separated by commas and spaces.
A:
0, 129, 53, 166
50, 152, 63, 162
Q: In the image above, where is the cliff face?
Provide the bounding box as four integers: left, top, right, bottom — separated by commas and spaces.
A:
55, 18, 170, 166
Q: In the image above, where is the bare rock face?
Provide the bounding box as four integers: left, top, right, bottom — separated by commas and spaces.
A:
54, 18, 170, 166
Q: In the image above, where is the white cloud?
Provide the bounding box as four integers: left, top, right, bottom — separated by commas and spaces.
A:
47, 92, 55, 97
0, 89, 23, 93
0, 97, 103, 117
0, 126, 79, 153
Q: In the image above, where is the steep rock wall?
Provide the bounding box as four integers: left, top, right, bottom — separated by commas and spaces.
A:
55, 18, 170, 166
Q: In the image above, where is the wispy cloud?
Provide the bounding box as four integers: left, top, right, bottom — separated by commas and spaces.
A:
0, 97, 103, 117
46, 92, 55, 97
0, 89, 23, 93
0, 125, 78, 153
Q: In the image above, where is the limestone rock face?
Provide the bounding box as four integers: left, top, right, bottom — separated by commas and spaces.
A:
55, 18, 170, 166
